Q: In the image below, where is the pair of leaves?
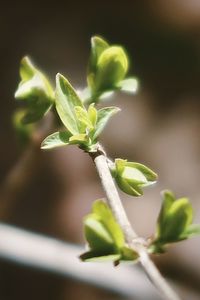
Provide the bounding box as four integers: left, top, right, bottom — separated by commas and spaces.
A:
149, 191, 200, 253
80, 200, 138, 265
111, 159, 157, 197
41, 74, 120, 151
86, 36, 138, 102
15, 57, 54, 124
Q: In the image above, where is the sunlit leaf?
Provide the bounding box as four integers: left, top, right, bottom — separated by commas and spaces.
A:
88, 104, 97, 126
150, 191, 200, 253
55, 73, 84, 135
69, 134, 88, 144
114, 159, 157, 197
89, 36, 109, 74
92, 200, 124, 248
81, 200, 138, 264
84, 215, 116, 253
94, 46, 129, 93
118, 77, 139, 93
41, 131, 71, 149
74, 106, 93, 131
15, 56, 54, 124
93, 106, 120, 139
181, 224, 200, 238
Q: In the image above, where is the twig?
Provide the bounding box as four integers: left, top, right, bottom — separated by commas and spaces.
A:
90, 149, 181, 300
0, 222, 162, 299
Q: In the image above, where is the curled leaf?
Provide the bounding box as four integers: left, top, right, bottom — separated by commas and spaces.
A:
149, 190, 200, 253
113, 159, 157, 197
80, 200, 138, 264
15, 56, 54, 124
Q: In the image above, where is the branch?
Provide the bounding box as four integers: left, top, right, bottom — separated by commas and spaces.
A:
90, 149, 181, 300
0, 223, 162, 300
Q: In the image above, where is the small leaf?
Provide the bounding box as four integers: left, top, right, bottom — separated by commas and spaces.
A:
92, 200, 125, 248
94, 46, 129, 93
19, 56, 35, 80
55, 73, 84, 135
69, 134, 88, 144
114, 159, 157, 197
125, 162, 157, 183
93, 106, 120, 139
74, 106, 93, 131
15, 57, 54, 124
87, 36, 109, 94
150, 191, 200, 253
158, 198, 193, 243
181, 224, 200, 238
89, 36, 109, 74
84, 214, 115, 253
41, 131, 71, 149
156, 190, 175, 238
81, 200, 137, 264
118, 77, 139, 93
88, 104, 97, 126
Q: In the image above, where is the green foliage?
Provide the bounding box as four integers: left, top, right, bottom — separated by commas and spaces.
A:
55, 73, 84, 135
149, 191, 200, 253
15, 56, 54, 124
42, 73, 120, 151
111, 159, 157, 196
14, 36, 200, 266
41, 131, 72, 149
80, 200, 138, 264
87, 36, 138, 102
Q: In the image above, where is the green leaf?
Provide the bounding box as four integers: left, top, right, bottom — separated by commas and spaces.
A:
81, 200, 138, 264
20, 101, 52, 124
15, 57, 54, 124
156, 191, 175, 238
118, 77, 139, 93
69, 134, 88, 144
89, 36, 109, 74
55, 73, 84, 135
41, 131, 71, 149
181, 224, 200, 238
158, 197, 193, 243
87, 36, 109, 95
19, 56, 36, 80
88, 103, 97, 126
92, 200, 124, 248
114, 159, 157, 197
93, 106, 120, 139
94, 46, 129, 94
74, 106, 93, 131
150, 191, 200, 253
84, 214, 116, 253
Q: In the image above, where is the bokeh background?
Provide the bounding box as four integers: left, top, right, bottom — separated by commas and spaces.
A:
1, 0, 200, 299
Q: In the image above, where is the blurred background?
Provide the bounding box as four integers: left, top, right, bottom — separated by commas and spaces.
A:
1, 0, 200, 299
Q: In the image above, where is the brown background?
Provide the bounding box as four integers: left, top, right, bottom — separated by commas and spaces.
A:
1, 0, 200, 299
